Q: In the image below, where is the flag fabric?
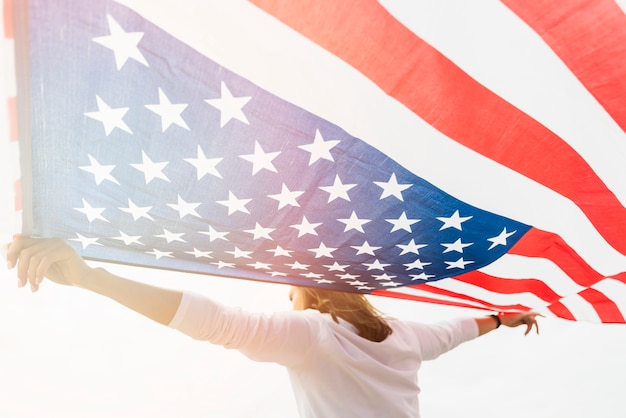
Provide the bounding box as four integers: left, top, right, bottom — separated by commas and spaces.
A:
12, 0, 626, 323
1, 0, 20, 247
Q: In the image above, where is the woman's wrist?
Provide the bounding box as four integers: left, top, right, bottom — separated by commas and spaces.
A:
489, 314, 502, 329
72, 265, 101, 289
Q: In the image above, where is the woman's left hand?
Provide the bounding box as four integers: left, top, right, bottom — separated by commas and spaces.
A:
499, 311, 542, 335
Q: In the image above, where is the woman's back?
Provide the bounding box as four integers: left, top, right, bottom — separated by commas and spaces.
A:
169, 292, 478, 418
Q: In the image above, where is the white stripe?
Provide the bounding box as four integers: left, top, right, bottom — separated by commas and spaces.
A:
385, 284, 552, 316
615, 0, 626, 16
387, 253, 598, 316
382, 286, 493, 311
116, 0, 626, 276
479, 254, 586, 298
591, 278, 626, 319
557, 293, 602, 323
425, 277, 549, 310
380, 0, 626, 206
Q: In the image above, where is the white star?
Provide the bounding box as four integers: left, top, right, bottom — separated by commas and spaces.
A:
92, 14, 148, 70
247, 261, 271, 270
410, 272, 435, 281
373, 273, 396, 281
74, 199, 108, 223
185, 248, 213, 258
267, 245, 293, 257
146, 249, 173, 260
270, 271, 288, 277
386, 212, 420, 233
373, 173, 411, 201
184, 146, 223, 180
119, 198, 153, 221
70, 233, 101, 249
244, 222, 275, 240
351, 241, 381, 256
268, 183, 304, 209
198, 226, 229, 242
314, 278, 335, 285
84, 95, 132, 136
302, 272, 324, 279
337, 273, 360, 280
437, 210, 473, 231
205, 81, 251, 127
130, 151, 170, 184
155, 229, 185, 243
380, 281, 402, 287
337, 211, 370, 233
403, 259, 432, 270
226, 247, 253, 259
213, 260, 236, 269
240, 141, 280, 175
286, 261, 310, 270
487, 228, 517, 250
441, 238, 473, 254
397, 239, 427, 255
319, 175, 357, 203
445, 257, 475, 269
290, 216, 322, 237
308, 242, 337, 258
145, 88, 189, 131
111, 231, 142, 246
324, 262, 349, 272
363, 259, 390, 271
217, 191, 251, 215
357, 285, 375, 291
347, 280, 368, 287
79, 154, 118, 185
298, 129, 340, 165
167, 195, 201, 219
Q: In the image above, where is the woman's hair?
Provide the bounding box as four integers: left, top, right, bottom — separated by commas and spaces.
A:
298, 287, 393, 342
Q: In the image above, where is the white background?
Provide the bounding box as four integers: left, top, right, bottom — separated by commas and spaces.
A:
0, 262, 625, 418
2, 1, 626, 417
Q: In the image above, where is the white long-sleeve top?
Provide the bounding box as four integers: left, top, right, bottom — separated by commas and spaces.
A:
169, 291, 479, 418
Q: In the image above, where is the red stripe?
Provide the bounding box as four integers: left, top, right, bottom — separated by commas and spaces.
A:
453, 270, 561, 303
377, 282, 531, 312
508, 228, 602, 287
546, 301, 577, 321
7, 96, 17, 142
417, 284, 531, 311
503, 0, 626, 134
250, 0, 626, 255
579, 287, 625, 323
372, 289, 493, 311
3, 0, 13, 38
377, 286, 583, 322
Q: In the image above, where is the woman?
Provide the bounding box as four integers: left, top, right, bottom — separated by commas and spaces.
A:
6, 237, 539, 418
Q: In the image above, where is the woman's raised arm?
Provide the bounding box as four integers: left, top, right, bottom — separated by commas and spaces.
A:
6, 237, 182, 325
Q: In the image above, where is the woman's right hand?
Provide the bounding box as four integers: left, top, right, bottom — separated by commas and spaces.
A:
6, 237, 93, 291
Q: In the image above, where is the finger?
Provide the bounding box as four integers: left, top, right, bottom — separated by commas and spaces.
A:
15, 240, 54, 287
524, 318, 539, 336
29, 244, 58, 285
6, 236, 41, 269
524, 321, 532, 336
1, 242, 9, 264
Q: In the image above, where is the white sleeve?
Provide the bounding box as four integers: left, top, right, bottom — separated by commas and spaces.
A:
409, 317, 479, 361
168, 291, 319, 366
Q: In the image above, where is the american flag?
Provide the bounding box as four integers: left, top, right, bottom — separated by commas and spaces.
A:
11, 0, 626, 323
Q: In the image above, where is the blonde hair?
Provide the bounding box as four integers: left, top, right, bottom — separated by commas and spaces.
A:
299, 287, 392, 342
